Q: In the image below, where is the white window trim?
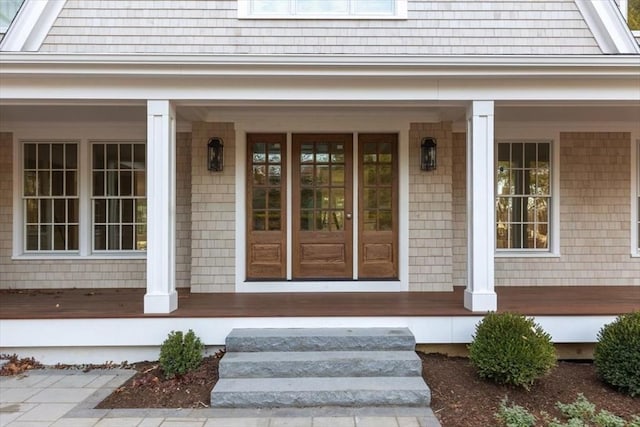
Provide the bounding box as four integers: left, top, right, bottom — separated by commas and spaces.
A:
632, 138, 639, 257
12, 137, 147, 260
494, 139, 560, 258
238, 0, 408, 20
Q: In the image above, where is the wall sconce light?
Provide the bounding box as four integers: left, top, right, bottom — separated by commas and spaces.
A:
421, 137, 437, 171
207, 137, 224, 172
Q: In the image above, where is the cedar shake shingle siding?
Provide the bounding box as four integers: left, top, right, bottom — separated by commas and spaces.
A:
40, 0, 601, 55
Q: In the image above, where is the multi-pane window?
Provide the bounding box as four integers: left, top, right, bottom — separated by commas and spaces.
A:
251, 141, 284, 232
92, 143, 146, 251
361, 139, 394, 232
23, 143, 79, 251
241, 0, 402, 18
496, 142, 551, 251
299, 141, 346, 232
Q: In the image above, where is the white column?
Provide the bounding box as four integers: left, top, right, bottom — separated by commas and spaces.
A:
144, 100, 178, 313
465, 100, 497, 312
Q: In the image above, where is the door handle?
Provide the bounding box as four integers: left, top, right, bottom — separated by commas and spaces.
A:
346, 213, 352, 220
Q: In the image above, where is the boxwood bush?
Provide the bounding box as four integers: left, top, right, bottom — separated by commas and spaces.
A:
159, 329, 204, 379
468, 312, 556, 389
594, 312, 640, 397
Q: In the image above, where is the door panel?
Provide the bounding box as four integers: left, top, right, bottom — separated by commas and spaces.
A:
358, 134, 398, 279
246, 134, 287, 279
292, 134, 353, 279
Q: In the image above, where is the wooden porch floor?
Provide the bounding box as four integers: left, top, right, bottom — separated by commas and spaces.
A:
0, 286, 638, 319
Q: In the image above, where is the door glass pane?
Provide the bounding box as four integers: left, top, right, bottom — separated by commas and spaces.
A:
268, 188, 281, 209
268, 165, 281, 185
300, 188, 314, 208
364, 165, 377, 186
379, 165, 392, 185
268, 143, 281, 163
316, 143, 329, 163
330, 211, 344, 231
317, 188, 330, 209
331, 189, 344, 209
364, 210, 377, 231
379, 211, 392, 231
301, 144, 314, 163
253, 143, 266, 163
316, 165, 329, 185
316, 211, 330, 231
331, 165, 345, 185
300, 210, 313, 231
379, 188, 392, 209
268, 211, 281, 231
379, 142, 393, 163
253, 165, 266, 185
300, 165, 314, 185
364, 188, 377, 209
253, 188, 266, 209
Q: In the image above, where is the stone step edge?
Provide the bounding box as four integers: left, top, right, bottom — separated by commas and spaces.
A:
219, 350, 422, 378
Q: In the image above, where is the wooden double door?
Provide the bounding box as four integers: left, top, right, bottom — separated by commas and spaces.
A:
246, 133, 398, 281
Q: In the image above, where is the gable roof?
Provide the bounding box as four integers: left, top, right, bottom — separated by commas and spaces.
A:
1, 0, 638, 55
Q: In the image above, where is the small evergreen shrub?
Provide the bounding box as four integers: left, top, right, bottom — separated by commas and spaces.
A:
159, 329, 204, 378
594, 312, 640, 397
468, 312, 556, 389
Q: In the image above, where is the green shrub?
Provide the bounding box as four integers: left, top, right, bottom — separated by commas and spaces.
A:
594, 312, 640, 397
468, 312, 556, 389
495, 398, 537, 427
159, 329, 204, 378
629, 416, 640, 427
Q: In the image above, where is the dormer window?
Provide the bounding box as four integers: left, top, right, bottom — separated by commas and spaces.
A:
238, 0, 407, 19
0, 0, 24, 34
618, 0, 640, 30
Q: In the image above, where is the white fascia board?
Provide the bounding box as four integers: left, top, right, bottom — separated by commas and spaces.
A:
0, 54, 639, 78
575, 0, 640, 54
0, 0, 66, 52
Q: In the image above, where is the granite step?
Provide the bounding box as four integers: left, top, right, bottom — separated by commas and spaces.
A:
219, 350, 422, 378
225, 327, 416, 352
210, 376, 431, 408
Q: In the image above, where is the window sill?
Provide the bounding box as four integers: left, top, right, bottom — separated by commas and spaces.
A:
495, 251, 560, 259
13, 253, 146, 261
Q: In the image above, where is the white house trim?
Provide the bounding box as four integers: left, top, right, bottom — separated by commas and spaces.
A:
0, 0, 66, 52
632, 138, 639, 257
0, 315, 618, 365
465, 101, 497, 312
144, 100, 178, 314
575, 0, 640, 54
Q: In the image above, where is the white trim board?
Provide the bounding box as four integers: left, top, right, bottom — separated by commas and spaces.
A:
0, 315, 618, 364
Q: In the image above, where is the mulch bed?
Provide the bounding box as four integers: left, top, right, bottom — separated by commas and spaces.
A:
3, 352, 638, 426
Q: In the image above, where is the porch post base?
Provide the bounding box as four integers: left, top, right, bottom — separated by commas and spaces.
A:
464, 289, 497, 313
144, 291, 178, 314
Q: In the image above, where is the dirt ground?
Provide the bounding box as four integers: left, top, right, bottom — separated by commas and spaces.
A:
4, 352, 637, 426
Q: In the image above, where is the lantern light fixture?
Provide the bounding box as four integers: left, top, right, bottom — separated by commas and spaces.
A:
420, 137, 437, 171
207, 137, 224, 172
